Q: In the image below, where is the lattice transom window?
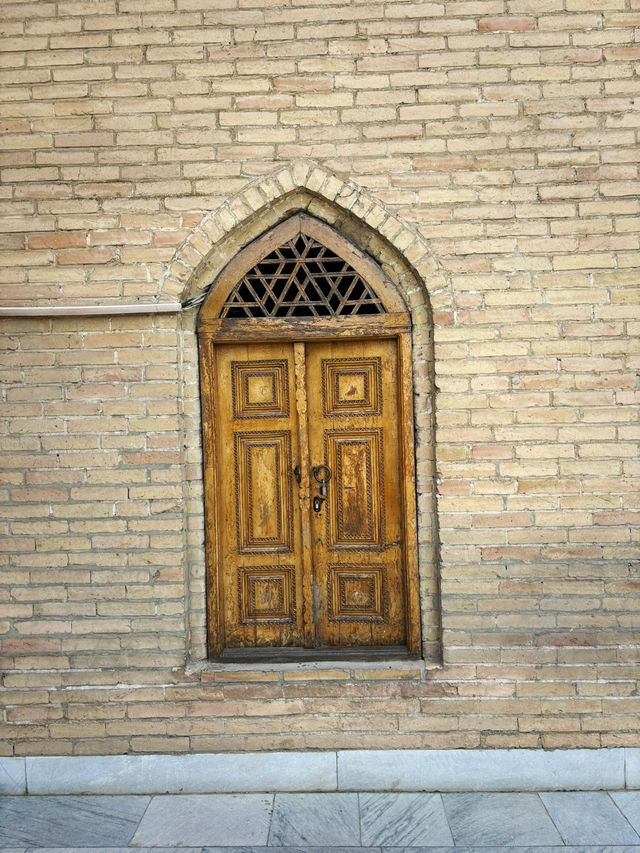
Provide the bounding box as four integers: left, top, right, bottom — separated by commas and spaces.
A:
219, 234, 386, 319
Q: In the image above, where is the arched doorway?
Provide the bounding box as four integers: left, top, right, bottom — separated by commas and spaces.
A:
198, 214, 421, 660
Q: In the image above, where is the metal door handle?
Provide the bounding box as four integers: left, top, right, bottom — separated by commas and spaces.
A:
312, 464, 332, 484
312, 465, 331, 512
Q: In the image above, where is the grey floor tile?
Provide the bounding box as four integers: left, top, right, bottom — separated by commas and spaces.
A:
611, 791, 640, 837
268, 794, 360, 847
441, 793, 563, 847
382, 848, 640, 853
27, 848, 204, 852
0, 796, 149, 847
204, 849, 380, 853
130, 794, 273, 847
0, 759, 26, 796
557, 849, 640, 853
540, 792, 640, 846
360, 793, 453, 848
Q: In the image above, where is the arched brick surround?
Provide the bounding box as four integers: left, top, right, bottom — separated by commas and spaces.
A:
160, 160, 445, 308
173, 161, 445, 663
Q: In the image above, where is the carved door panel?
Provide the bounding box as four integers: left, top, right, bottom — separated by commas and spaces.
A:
305, 339, 406, 648
213, 338, 406, 652
214, 342, 304, 648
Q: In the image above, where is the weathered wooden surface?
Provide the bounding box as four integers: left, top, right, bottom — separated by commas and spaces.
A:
203, 336, 420, 657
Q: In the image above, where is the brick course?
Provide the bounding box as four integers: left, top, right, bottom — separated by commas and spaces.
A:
0, 0, 639, 754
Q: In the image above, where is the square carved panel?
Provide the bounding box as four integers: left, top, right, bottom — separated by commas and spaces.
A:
328, 564, 387, 622
238, 566, 295, 623
231, 359, 289, 419
322, 357, 382, 417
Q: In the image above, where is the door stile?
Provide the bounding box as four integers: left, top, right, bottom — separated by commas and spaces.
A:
198, 335, 224, 657
398, 331, 421, 656
293, 341, 315, 649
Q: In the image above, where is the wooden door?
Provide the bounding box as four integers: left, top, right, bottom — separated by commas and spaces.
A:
214, 342, 304, 649
211, 337, 407, 654
305, 339, 406, 647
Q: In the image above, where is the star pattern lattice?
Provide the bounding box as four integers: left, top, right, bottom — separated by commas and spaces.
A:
219, 234, 386, 318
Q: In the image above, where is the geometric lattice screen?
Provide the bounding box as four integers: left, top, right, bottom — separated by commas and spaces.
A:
219, 234, 386, 319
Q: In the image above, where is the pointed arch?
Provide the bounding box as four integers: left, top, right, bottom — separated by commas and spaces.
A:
199, 220, 421, 659
198, 213, 407, 323
176, 162, 443, 662
159, 159, 444, 313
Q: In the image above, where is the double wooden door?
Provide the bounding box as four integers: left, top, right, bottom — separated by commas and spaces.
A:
210, 337, 409, 655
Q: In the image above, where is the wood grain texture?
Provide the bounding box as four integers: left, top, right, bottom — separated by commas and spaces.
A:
198, 214, 407, 324
306, 338, 408, 649
293, 341, 316, 649
198, 336, 224, 658
398, 332, 422, 656
213, 342, 304, 649
198, 313, 410, 339
198, 224, 420, 657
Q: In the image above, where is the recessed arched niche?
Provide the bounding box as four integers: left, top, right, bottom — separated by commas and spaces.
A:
197, 213, 425, 662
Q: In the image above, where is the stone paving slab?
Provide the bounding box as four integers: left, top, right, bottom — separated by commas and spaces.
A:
337, 750, 626, 792
206, 848, 381, 853
25, 754, 337, 796
381, 848, 640, 853
3, 791, 640, 850
627, 752, 640, 789
268, 794, 360, 847
5, 749, 639, 796
359, 793, 453, 848
540, 792, 640, 846
130, 795, 273, 848
0, 796, 149, 848
441, 792, 563, 847
611, 792, 640, 837
0, 761, 25, 796
16, 849, 640, 853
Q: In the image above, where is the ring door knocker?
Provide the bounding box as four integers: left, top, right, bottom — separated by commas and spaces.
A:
312, 464, 332, 513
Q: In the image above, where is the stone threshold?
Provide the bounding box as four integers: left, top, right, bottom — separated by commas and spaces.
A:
1, 749, 639, 796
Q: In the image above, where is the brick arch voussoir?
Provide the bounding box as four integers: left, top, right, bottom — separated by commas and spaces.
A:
159, 160, 446, 316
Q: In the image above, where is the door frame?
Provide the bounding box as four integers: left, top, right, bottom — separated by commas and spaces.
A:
197, 215, 421, 659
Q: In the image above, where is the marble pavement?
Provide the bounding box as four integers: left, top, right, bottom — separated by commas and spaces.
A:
2, 790, 640, 851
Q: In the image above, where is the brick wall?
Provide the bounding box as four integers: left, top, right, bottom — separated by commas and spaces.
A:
1, 0, 639, 755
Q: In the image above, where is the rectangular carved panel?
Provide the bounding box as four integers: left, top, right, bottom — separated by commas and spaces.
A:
234, 431, 292, 552
325, 429, 384, 549
328, 564, 387, 622
322, 357, 382, 417
238, 566, 295, 623
232, 359, 289, 419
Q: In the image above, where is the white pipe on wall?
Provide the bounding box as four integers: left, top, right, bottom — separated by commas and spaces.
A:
0, 304, 182, 316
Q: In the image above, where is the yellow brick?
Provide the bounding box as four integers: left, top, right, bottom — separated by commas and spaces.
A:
0, 0, 638, 757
